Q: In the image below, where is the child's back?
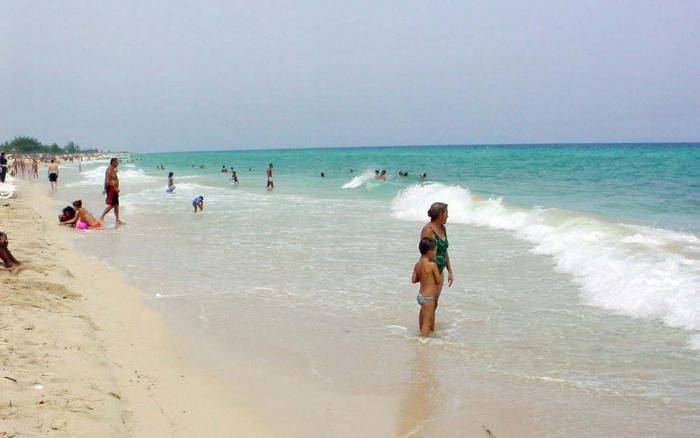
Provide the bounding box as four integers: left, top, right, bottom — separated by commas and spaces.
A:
412, 238, 443, 336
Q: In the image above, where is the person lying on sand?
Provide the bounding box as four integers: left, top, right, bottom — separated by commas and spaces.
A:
60, 200, 103, 229
58, 206, 76, 226
0, 231, 24, 274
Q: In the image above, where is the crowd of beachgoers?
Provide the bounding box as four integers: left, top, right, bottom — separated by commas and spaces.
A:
3, 153, 452, 337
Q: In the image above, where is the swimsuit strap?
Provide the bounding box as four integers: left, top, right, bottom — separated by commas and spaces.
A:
432, 226, 447, 242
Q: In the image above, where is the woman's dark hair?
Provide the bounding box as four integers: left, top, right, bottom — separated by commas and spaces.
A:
72, 200, 83, 209
419, 238, 437, 255
427, 202, 448, 221
110, 157, 118, 165
168, 172, 174, 178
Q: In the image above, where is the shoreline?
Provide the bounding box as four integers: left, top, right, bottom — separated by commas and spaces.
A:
1, 181, 273, 436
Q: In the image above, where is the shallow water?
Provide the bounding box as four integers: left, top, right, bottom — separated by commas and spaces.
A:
59, 143, 699, 436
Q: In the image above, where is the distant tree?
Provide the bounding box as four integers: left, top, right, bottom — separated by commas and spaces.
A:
8, 136, 43, 152
1, 137, 102, 154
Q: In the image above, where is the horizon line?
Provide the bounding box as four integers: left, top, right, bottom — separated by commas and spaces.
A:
124, 141, 700, 154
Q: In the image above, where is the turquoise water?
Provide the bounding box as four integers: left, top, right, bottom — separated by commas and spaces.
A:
60, 143, 700, 436
138, 143, 700, 230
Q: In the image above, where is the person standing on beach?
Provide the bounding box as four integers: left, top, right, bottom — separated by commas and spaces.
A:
0, 152, 7, 183
47, 159, 59, 190
99, 158, 124, 225
32, 159, 39, 180
266, 163, 274, 189
419, 202, 453, 326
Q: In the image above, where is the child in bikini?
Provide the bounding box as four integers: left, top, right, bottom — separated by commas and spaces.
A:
60, 200, 102, 229
411, 238, 443, 337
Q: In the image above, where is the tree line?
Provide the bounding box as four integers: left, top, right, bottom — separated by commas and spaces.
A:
1, 136, 101, 154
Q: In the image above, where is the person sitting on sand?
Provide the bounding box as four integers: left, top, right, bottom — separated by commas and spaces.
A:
0, 231, 23, 274
61, 200, 102, 229
412, 238, 442, 337
58, 206, 76, 226
192, 195, 204, 213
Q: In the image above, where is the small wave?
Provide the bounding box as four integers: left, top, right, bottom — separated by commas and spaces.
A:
342, 169, 376, 189
391, 183, 700, 348
67, 165, 157, 187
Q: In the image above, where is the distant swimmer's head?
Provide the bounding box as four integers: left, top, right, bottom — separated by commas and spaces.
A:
72, 200, 83, 209
427, 202, 448, 222
419, 238, 437, 256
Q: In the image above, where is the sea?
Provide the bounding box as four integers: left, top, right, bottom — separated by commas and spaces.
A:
57, 143, 699, 436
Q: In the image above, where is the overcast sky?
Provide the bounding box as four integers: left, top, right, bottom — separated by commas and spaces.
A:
1, 1, 699, 152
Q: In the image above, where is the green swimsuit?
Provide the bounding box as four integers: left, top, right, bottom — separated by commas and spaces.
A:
433, 228, 449, 273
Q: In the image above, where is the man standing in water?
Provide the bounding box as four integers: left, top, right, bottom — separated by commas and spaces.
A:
100, 157, 124, 225
266, 163, 274, 190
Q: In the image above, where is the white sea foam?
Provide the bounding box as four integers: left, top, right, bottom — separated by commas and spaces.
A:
342, 169, 376, 189
67, 165, 157, 187
391, 183, 700, 346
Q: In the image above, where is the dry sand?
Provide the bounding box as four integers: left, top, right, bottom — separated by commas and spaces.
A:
1, 182, 274, 437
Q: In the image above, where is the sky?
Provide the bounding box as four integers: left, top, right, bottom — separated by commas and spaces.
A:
1, 1, 699, 152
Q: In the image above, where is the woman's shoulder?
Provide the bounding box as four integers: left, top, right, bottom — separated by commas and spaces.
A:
420, 223, 434, 236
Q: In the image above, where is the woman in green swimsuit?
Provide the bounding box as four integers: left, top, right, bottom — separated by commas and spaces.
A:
420, 202, 453, 313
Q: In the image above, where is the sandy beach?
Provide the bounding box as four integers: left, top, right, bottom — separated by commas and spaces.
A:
0, 182, 272, 437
